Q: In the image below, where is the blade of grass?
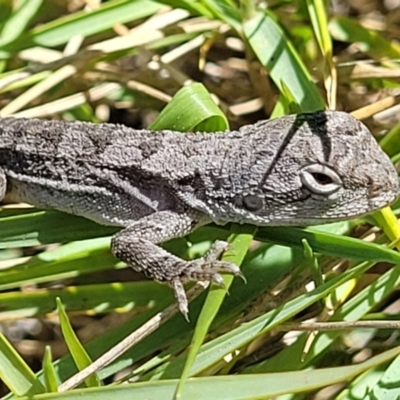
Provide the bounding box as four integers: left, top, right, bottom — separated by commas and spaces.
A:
368, 353, 400, 399
0, 281, 173, 321
147, 258, 376, 379
243, 10, 325, 112
248, 259, 400, 373
0, 330, 45, 396
43, 347, 58, 393
255, 226, 400, 264
306, 0, 337, 109
173, 225, 256, 399
1, 0, 164, 52
0, 0, 42, 47
57, 298, 101, 388
23, 340, 400, 400
329, 16, 400, 59
373, 207, 400, 244
149, 82, 228, 132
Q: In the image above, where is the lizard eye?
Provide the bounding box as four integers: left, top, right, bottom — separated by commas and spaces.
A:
300, 164, 342, 195
243, 194, 264, 211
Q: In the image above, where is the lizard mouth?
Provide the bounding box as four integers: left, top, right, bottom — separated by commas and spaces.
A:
368, 192, 399, 212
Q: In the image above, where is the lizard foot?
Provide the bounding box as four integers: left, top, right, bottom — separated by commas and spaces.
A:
169, 240, 242, 318
111, 222, 242, 319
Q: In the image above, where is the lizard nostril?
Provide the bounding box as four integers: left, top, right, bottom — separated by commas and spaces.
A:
368, 181, 383, 198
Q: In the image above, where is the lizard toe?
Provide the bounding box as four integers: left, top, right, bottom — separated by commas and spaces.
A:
203, 240, 230, 262
179, 259, 241, 281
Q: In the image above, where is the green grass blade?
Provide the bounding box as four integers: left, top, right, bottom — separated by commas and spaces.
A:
306, 0, 331, 56
379, 120, 400, 157
373, 207, 400, 243
0, 330, 45, 396
157, 0, 241, 30
0, 281, 173, 321
15, 345, 400, 399
329, 16, 400, 59
200, 0, 241, 31
153, 0, 215, 19
57, 298, 101, 388
0, 238, 115, 291
1, 0, 163, 52
174, 225, 255, 399
306, 0, 336, 108
149, 259, 375, 379
0, 0, 42, 47
149, 82, 228, 132
255, 226, 400, 264
0, 210, 116, 248
243, 11, 325, 112
246, 261, 400, 373
368, 354, 400, 398
43, 347, 58, 393
302, 238, 323, 288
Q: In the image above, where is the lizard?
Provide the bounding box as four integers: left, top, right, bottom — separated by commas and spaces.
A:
0, 110, 398, 317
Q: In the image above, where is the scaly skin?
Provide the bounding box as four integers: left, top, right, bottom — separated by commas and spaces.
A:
0, 110, 397, 316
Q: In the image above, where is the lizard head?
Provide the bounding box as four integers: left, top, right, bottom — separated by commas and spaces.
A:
192, 110, 399, 226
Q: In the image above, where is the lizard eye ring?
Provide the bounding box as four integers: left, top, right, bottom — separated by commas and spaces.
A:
300, 164, 342, 195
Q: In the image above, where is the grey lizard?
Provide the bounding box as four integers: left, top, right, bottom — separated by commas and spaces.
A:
0, 110, 398, 316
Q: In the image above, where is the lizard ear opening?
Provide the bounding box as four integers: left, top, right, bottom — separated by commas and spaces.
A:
242, 194, 264, 211
300, 164, 342, 195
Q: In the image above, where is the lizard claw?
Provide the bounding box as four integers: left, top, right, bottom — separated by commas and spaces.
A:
171, 278, 190, 321
168, 240, 242, 317
210, 273, 226, 288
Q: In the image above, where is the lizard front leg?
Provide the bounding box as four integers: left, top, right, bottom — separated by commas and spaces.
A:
110, 210, 240, 317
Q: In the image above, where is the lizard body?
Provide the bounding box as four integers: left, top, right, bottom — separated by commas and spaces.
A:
0, 110, 397, 315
